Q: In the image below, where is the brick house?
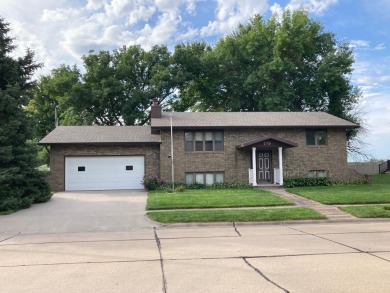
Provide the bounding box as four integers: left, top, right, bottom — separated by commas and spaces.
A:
39, 100, 359, 191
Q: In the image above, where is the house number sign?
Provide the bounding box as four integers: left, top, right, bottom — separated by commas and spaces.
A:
263, 141, 272, 146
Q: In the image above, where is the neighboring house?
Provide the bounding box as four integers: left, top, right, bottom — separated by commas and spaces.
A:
39, 100, 360, 191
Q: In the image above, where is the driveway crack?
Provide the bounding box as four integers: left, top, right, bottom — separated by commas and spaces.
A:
243, 257, 290, 293
233, 222, 241, 236
154, 227, 168, 293
0, 232, 21, 243
286, 226, 390, 263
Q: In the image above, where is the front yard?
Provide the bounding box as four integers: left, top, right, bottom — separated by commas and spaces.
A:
146, 188, 324, 223
286, 174, 390, 205
340, 205, 390, 218
287, 174, 390, 219
147, 188, 293, 210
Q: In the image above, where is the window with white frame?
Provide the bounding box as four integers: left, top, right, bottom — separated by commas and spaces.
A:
306, 129, 327, 145
185, 172, 224, 185
185, 131, 224, 152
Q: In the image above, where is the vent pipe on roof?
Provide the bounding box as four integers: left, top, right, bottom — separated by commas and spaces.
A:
151, 98, 162, 118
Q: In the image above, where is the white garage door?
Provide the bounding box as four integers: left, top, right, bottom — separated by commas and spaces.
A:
65, 156, 145, 191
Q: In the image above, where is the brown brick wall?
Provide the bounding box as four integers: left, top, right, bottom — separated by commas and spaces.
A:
49, 144, 160, 191
159, 128, 359, 184
49, 127, 359, 191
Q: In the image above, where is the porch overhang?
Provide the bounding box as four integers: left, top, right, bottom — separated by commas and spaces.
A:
236, 135, 298, 149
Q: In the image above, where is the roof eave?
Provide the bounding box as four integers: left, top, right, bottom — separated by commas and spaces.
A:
151, 124, 360, 129
38, 141, 161, 146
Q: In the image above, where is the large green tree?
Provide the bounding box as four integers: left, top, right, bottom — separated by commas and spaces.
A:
28, 45, 178, 138
0, 17, 51, 212
173, 10, 361, 125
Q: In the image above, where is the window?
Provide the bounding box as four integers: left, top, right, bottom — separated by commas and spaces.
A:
185, 172, 225, 185
78, 166, 85, 172
308, 170, 327, 178
306, 129, 327, 145
184, 131, 224, 152
126, 165, 133, 170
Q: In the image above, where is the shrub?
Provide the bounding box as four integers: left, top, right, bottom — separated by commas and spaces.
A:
209, 182, 253, 189
160, 181, 253, 190
284, 177, 332, 188
175, 186, 186, 192
142, 175, 165, 190
284, 177, 370, 188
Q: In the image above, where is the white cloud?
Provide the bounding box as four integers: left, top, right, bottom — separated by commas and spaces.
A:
155, 0, 183, 12
136, 11, 181, 49
270, 3, 283, 17
374, 43, 386, 50
128, 5, 156, 25
270, 0, 338, 17
86, 0, 106, 10
200, 0, 269, 37
185, 0, 197, 15
284, 0, 338, 14
350, 40, 370, 49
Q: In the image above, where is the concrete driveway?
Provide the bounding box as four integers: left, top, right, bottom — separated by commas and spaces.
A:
0, 190, 157, 233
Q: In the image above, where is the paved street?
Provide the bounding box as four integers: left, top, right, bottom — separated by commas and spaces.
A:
1, 221, 390, 293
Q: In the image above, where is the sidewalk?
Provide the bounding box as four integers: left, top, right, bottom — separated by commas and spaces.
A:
1, 221, 390, 293
262, 187, 356, 220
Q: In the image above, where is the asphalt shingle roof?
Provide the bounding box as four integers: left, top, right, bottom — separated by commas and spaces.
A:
38, 126, 161, 145
39, 112, 358, 145
151, 112, 359, 128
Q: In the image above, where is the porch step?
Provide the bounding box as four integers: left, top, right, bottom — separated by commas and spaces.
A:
254, 184, 283, 189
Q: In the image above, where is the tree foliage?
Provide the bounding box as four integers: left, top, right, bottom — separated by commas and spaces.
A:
28, 45, 178, 139
174, 11, 360, 119
27, 9, 363, 154
0, 17, 51, 211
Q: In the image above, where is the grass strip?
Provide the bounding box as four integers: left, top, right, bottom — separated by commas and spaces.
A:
286, 174, 390, 205
339, 205, 390, 218
147, 188, 293, 210
287, 185, 390, 205
147, 207, 325, 223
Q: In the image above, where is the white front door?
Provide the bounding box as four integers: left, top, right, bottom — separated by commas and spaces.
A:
65, 156, 145, 191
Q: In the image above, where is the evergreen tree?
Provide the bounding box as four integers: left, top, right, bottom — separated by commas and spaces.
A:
0, 17, 51, 212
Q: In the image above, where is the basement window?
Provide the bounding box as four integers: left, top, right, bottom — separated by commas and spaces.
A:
126, 165, 133, 171
78, 166, 85, 172
185, 172, 224, 185
308, 170, 327, 178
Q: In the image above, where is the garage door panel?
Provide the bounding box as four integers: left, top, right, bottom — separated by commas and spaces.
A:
65, 156, 145, 191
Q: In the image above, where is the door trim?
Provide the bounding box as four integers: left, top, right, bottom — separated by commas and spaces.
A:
257, 151, 272, 183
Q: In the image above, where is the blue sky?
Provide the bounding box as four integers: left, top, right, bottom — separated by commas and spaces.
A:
0, 0, 389, 160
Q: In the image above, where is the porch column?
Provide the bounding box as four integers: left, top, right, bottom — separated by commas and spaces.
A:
252, 147, 257, 186
278, 147, 283, 185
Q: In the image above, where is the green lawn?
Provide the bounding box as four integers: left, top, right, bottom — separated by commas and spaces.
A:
340, 205, 390, 218
146, 188, 293, 210
147, 207, 325, 223
286, 174, 390, 205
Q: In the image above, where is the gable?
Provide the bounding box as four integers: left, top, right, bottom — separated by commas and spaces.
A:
236, 136, 298, 149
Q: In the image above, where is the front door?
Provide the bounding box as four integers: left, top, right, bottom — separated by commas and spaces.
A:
257, 151, 272, 183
